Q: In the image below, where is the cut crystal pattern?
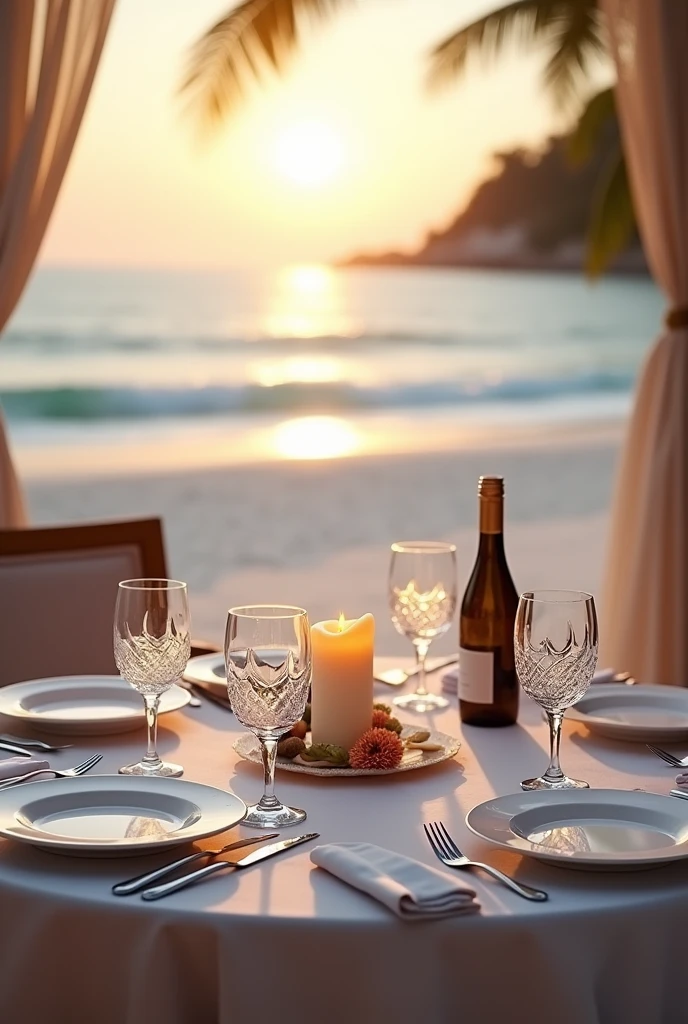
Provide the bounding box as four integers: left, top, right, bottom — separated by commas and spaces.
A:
114, 616, 190, 695
516, 620, 598, 712
227, 647, 311, 732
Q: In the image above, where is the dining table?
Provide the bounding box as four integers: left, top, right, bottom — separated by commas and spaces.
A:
1, 657, 687, 1024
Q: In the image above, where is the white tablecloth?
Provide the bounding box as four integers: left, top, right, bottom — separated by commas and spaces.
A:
1, 660, 687, 1024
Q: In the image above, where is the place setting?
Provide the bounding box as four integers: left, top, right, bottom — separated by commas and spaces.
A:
462, 589, 688, 874
0, 582, 194, 738
0, 580, 237, 859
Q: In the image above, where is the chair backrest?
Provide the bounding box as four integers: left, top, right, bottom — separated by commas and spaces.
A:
0, 519, 167, 686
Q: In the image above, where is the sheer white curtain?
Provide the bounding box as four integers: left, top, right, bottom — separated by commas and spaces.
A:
601, 0, 688, 684
0, 0, 116, 527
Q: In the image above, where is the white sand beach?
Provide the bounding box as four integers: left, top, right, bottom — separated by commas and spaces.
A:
22, 422, 621, 652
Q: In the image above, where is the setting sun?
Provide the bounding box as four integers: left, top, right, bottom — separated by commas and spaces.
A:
275, 120, 344, 188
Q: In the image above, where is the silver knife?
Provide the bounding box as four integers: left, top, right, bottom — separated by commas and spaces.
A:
375, 655, 457, 686
0, 740, 33, 757
141, 832, 320, 901
112, 833, 279, 895
0, 735, 73, 752
670, 790, 688, 801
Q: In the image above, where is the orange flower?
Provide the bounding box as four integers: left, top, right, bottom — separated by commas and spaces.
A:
349, 728, 404, 770
371, 709, 390, 729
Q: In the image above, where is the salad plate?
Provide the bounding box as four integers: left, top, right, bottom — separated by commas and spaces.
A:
0, 676, 190, 735
0, 775, 246, 857
466, 789, 688, 871
566, 684, 688, 742
183, 653, 226, 693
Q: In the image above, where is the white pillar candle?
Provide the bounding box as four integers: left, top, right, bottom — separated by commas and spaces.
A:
311, 613, 375, 751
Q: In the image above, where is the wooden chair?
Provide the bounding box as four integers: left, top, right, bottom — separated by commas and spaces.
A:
0, 518, 216, 687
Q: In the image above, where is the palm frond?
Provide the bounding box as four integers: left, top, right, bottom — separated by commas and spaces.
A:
428, 0, 557, 89
543, 3, 607, 108
567, 86, 615, 165
585, 144, 635, 277
181, 0, 351, 125
428, 0, 605, 109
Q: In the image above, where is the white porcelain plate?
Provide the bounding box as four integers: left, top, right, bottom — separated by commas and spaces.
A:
183, 653, 226, 693
567, 684, 688, 742
0, 775, 246, 857
234, 726, 461, 777
466, 789, 688, 871
0, 676, 190, 735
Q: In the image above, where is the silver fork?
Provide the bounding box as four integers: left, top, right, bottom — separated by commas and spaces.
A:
0, 753, 102, 789
646, 744, 688, 768
424, 821, 548, 902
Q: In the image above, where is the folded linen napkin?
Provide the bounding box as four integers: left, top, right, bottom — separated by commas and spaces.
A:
0, 756, 50, 781
310, 842, 480, 920
441, 665, 620, 695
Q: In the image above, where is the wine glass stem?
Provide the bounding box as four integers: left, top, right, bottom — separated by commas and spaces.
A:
544, 711, 565, 782
258, 736, 280, 810
412, 640, 431, 696
142, 694, 162, 770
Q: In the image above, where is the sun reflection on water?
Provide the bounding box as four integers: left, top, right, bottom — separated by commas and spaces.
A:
263, 264, 356, 340
272, 416, 359, 460
252, 355, 342, 387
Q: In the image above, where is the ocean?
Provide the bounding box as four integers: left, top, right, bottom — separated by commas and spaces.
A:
2, 265, 662, 474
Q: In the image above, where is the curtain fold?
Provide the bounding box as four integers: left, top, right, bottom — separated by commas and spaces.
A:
601, 0, 688, 684
0, 0, 116, 527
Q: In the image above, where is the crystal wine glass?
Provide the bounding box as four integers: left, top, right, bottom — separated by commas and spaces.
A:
514, 590, 598, 790
225, 605, 312, 828
114, 579, 191, 777
389, 541, 457, 713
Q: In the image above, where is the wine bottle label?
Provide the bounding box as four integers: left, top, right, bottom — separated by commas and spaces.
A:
458, 647, 494, 704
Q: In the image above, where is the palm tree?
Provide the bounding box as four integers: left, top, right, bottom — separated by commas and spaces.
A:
181, 0, 635, 275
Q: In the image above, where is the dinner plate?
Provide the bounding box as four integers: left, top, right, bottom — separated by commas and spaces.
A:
183, 653, 226, 693
0, 775, 246, 857
234, 726, 461, 777
566, 684, 688, 742
466, 789, 688, 871
0, 676, 190, 735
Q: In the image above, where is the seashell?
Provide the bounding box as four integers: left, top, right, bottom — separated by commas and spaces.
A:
277, 737, 306, 759
405, 730, 431, 744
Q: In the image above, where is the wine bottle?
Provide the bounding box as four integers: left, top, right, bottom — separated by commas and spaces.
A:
459, 476, 519, 727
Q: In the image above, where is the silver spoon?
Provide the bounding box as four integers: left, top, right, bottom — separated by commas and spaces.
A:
176, 684, 201, 708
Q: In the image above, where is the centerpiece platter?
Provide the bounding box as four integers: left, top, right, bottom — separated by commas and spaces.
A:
234, 724, 460, 777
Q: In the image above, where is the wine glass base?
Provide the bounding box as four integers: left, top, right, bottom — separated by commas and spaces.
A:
393, 691, 449, 713
119, 761, 183, 778
242, 803, 306, 829
521, 775, 589, 791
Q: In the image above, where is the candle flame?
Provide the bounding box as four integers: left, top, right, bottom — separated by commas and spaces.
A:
338, 612, 347, 632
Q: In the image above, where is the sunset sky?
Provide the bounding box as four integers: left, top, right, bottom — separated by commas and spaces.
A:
39, 0, 573, 270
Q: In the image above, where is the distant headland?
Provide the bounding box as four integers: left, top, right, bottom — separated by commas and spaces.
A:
341, 134, 647, 275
